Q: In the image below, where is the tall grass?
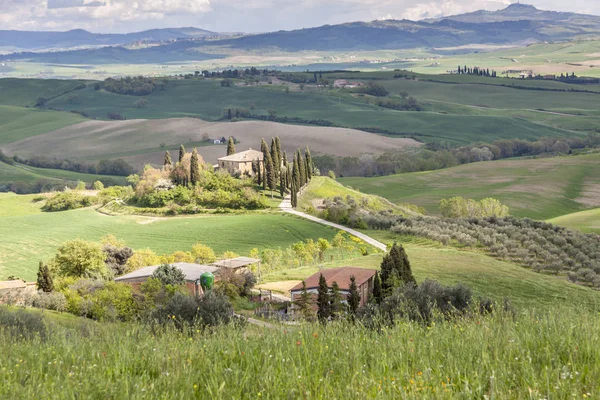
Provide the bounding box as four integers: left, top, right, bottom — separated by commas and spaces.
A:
0, 307, 598, 398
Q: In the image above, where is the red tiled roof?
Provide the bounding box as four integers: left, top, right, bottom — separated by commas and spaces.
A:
290, 267, 376, 292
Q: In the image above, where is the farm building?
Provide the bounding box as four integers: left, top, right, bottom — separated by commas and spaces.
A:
212, 257, 261, 273
289, 267, 376, 308
115, 263, 219, 296
217, 149, 263, 176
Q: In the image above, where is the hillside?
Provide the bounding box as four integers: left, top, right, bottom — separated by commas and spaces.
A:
0, 27, 216, 51
548, 208, 600, 233
339, 153, 600, 220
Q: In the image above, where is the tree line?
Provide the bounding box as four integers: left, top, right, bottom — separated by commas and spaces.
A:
102, 76, 166, 96
458, 66, 497, 77
314, 133, 600, 177
10, 154, 136, 176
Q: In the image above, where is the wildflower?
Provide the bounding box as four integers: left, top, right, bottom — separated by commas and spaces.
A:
312, 332, 318, 338
296, 340, 301, 346
193, 384, 198, 390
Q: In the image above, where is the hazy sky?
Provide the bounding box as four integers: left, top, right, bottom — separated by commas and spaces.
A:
1, 0, 600, 33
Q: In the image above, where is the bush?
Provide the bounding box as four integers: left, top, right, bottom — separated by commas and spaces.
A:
92, 181, 104, 190
42, 191, 96, 212
152, 292, 235, 330
32, 292, 67, 312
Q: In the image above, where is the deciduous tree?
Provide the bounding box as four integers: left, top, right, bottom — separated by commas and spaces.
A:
52, 239, 108, 279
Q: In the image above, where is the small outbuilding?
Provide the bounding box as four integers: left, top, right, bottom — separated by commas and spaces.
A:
211, 257, 261, 274
115, 263, 219, 296
289, 267, 376, 308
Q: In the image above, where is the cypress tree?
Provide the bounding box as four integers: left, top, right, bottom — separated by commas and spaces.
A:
164, 151, 172, 169
265, 150, 276, 196
390, 243, 416, 285
270, 137, 280, 177
36, 261, 54, 293
348, 276, 360, 318
380, 252, 397, 296
291, 178, 298, 208
329, 281, 344, 320
261, 138, 269, 190
316, 274, 330, 323
287, 164, 293, 191
275, 137, 282, 168
256, 159, 262, 186
295, 281, 313, 321
304, 147, 313, 181
227, 137, 236, 156
179, 144, 186, 163
190, 148, 200, 186
279, 167, 286, 197
298, 150, 306, 187
292, 153, 301, 191
373, 271, 383, 305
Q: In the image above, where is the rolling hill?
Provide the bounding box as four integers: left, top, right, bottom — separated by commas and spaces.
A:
339, 153, 600, 220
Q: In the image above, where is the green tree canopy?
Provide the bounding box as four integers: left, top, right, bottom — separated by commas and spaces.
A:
151, 264, 186, 286
52, 239, 108, 279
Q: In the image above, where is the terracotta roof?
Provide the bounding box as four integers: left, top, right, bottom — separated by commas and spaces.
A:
290, 267, 376, 292
218, 149, 264, 163
212, 257, 261, 270
115, 263, 219, 282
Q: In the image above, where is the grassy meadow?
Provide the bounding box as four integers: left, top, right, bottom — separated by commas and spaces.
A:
0, 161, 127, 187
1, 306, 599, 399
0, 196, 340, 280
339, 153, 600, 220
548, 208, 600, 234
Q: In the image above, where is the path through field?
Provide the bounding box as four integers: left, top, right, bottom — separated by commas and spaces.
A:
279, 196, 387, 252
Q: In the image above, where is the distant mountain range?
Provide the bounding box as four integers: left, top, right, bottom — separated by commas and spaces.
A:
2, 4, 600, 64
0, 27, 216, 51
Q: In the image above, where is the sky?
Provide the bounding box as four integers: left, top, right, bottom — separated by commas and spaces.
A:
1, 0, 600, 33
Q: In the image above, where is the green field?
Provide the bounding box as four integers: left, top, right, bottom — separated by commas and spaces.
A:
340, 153, 600, 220
548, 208, 600, 233
0, 161, 127, 188
0, 202, 340, 280
0, 105, 85, 145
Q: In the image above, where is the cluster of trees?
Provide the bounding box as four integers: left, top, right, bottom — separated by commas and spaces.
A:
356, 82, 389, 97
376, 97, 422, 111
439, 197, 510, 218
11, 154, 136, 177
314, 133, 600, 177
21, 236, 252, 326
102, 76, 166, 96
458, 66, 497, 77
126, 145, 267, 210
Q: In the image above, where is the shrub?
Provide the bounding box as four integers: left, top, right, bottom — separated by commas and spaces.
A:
42, 192, 96, 212
92, 181, 105, 190
32, 291, 67, 312
151, 264, 186, 286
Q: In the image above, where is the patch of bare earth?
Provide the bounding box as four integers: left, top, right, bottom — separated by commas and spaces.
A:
257, 281, 301, 294
576, 181, 600, 207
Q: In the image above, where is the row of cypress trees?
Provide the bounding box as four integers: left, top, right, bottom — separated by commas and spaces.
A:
162, 144, 202, 186
252, 137, 313, 203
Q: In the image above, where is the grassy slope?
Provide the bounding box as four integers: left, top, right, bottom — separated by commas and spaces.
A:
0, 204, 340, 281
339, 153, 600, 220
0, 105, 85, 145
0, 78, 87, 107
548, 208, 600, 234
0, 161, 128, 185
280, 176, 600, 309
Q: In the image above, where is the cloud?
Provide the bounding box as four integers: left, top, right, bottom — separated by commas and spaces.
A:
399, 0, 512, 20
48, 0, 106, 9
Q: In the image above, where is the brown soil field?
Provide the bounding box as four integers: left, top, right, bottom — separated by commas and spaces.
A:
5, 118, 421, 167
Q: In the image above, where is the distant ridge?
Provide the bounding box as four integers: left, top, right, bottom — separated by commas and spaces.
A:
3, 4, 600, 60
0, 27, 217, 51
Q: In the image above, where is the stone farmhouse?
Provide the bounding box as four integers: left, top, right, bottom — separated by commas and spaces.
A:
217, 149, 264, 176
